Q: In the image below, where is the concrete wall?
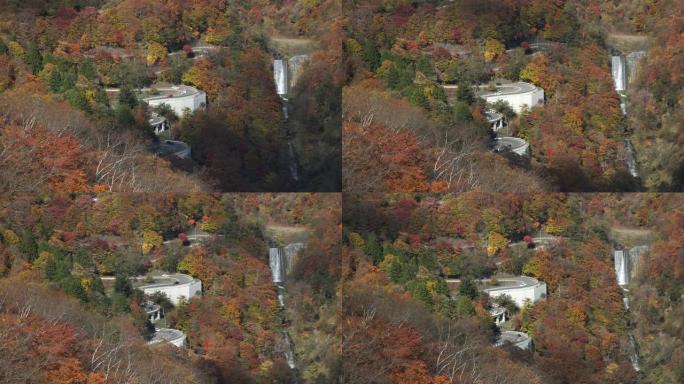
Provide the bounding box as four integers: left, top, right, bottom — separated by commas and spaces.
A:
496, 331, 532, 350
145, 91, 206, 117
170, 334, 186, 347
484, 87, 544, 113
495, 137, 530, 157
485, 280, 547, 308
149, 328, 187, 348
142, 279, 202, 305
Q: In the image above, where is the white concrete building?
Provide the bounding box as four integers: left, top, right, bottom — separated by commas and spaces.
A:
489, 305, 508, 326
494, 137, 530, 157
148, 113, 168, 135
142, 301, 162, 323
486, 109, 506, 132
136, 273, 202, 306
153, 140, 191, 160
479, 82, 544, 114
495, 331, 532, 350
482, 276, 547, 308
148, 328, 186, 348
142, 85, 206, 117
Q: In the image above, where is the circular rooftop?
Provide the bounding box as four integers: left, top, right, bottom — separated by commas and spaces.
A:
149, 328, 185, 345
481, 276, 543, 293
489, 305, 507, 317
497, 330, 531, 346
148, 113, 166, 126
494, 137, 528, 152
485, 109, 504, 123
141, 85, 202, 101
136, 273, 197, 290
479, 82, 539, 97
153, 140, 190, 157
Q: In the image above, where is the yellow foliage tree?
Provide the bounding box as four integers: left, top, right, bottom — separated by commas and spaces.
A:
2, 229, 19, 246
146, 42, 167, 66
347, 232, 365, 249
346, 38, 363, 58
520, 54, 558, 95
562, 108, 584, 135
34, 251, 52, 270
205, 16, 231, 45
486, 232, 508, 256
483, 38, 505, 62
567, 303, 587, 326
141, 230, 162, 254
8, 41, 24, 59
544, 217, 567, 235
181, 58, 218, 98
178, 246, 211, 283
378, 253, 397, 274
222, 298, 241, 326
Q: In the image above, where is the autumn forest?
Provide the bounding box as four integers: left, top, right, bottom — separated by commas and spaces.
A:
0, 0, 342, 193
343, 0, 684, 192
1, 0, 684, 384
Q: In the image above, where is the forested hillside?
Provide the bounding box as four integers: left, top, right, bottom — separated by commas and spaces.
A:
342, 193, 684, 383
0, 193, 341, 383
0, 0, 342, 192
343, 0, 682, 191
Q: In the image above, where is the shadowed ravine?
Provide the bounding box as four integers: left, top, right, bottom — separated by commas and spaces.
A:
268, 242, 305, 373
611, 51, 647, 179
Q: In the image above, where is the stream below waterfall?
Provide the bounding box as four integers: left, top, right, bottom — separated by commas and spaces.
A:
613, 245, 650, 372
268, 243, 305, 371
610, 52, 646, 179
274, 58, 303, 185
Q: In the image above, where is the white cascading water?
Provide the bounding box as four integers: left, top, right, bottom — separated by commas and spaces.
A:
268, 243, 306, 371
611, 53, 646, 178
274, 59, 288, 96
614, 249, 628, 286
274, 57, 301, 184
613, 245, 649, 372
614, 245, 650, 288
611, 56, 627, 92
269, 247, 285, 283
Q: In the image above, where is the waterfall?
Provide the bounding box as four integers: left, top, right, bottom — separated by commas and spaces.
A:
611, 52, 645, 115
274, 59, 288, 96
614, 250, 628, 286
611, 56, 627, 92
269, 243, 305, 283
267, 243, 306, 372
613, 245, 649, 372
612, 52, 646, 177
269, 247, 285, 283
614, 245, 649, 287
